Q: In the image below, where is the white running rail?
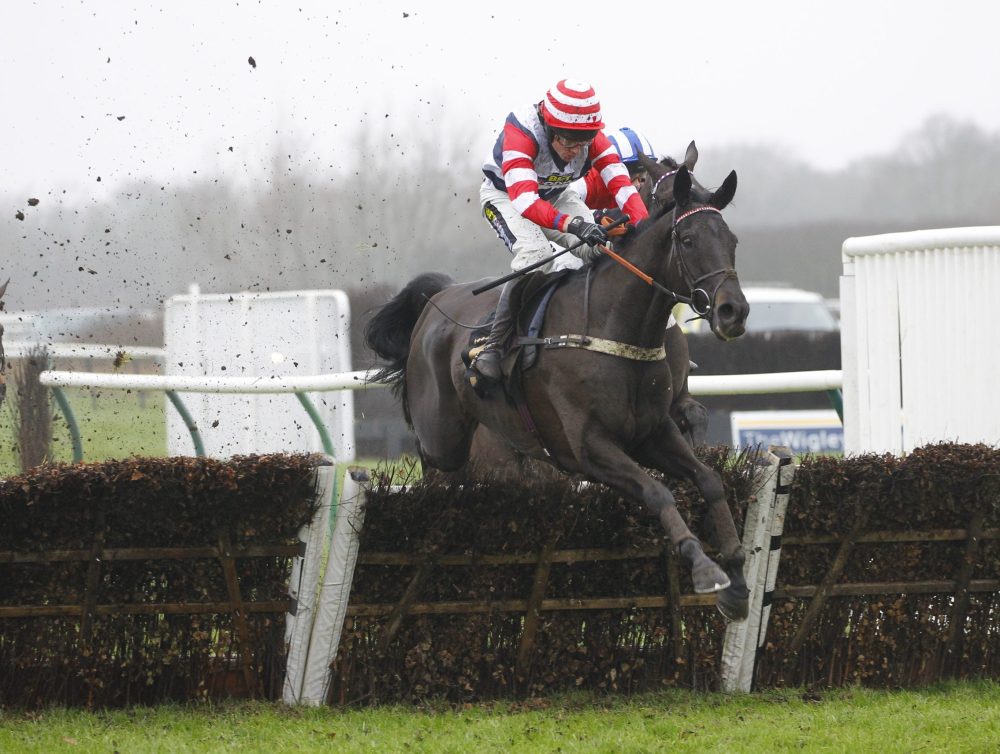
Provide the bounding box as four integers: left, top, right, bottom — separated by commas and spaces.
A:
40, 368, 841, 396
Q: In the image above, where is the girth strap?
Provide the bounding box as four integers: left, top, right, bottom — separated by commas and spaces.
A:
516, 334, 666, 362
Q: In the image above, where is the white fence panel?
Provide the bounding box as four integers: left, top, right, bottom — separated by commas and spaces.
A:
841, 226, 1000, 454
164, 288, 355, 460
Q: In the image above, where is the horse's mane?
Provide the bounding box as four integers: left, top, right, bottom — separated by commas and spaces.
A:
659, 156, 680, 169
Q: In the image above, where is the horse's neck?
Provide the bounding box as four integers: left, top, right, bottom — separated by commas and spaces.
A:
584, 223, 678, 347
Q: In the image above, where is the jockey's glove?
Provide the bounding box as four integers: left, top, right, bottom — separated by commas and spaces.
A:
567, 216, 608, 247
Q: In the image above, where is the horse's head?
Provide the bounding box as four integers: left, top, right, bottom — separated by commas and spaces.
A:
651, 166, 748, 340
637, 141, 711, 212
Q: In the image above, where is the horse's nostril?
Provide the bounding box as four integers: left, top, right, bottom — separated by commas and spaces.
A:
717, 302, 735, 322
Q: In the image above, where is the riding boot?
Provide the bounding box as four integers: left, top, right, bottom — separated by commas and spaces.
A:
472, 281, 514, 382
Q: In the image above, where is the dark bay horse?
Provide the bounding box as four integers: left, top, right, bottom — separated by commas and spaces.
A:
468, 141, 710, 470
365, 167, 751, 619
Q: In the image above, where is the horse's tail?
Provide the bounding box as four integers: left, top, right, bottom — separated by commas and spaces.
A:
364, 272, 454, 393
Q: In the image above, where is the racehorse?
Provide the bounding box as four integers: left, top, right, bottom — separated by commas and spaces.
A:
0, 279, 8, 407
365, 166, 751, 619
466, 142, 711, 473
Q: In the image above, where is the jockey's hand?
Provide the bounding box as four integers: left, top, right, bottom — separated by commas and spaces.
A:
593, 208, 632, 237
567, 216, 608, 247
576, 244, 603, 263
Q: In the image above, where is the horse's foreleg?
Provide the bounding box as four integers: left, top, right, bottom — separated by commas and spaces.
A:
670, 394, 709, 447
634, 420, 749, 620
581, 437, 730, 594
665, 325, 707, 447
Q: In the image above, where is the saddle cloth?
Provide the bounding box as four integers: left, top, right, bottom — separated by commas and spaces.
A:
461, 269, 571, 383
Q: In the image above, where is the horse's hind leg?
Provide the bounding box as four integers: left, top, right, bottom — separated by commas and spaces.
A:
417, 418, 477, 473
634, 421, 749, 621
405, 352, 478, 473
581, 437, 730, 594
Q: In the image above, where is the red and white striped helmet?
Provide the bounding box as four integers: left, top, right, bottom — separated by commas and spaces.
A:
540, 79, 604, 131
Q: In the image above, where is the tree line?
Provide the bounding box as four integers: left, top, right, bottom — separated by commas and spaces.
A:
2, 114, 997, 317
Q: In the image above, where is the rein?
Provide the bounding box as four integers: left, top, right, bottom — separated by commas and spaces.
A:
539, 203, 731, 362
596, 204, 734, 318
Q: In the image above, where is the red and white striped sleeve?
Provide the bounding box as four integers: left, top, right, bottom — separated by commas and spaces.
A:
589, 133, 649, 223
579, 168, 615, 210
500, 121, 566, 230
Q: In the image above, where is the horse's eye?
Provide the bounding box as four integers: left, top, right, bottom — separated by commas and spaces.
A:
681, 235, 694, 247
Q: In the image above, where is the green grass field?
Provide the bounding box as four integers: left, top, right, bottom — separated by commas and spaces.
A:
1, 683, 998, 753
0, 388, 167, 476
0, 388, 405, 480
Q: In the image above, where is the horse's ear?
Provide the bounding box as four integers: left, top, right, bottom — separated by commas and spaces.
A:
674, 165, 692, 207
636, 151, 659, 175
683, 141, 698, 171
0, 278, 8, 300
709, 170, 737, 210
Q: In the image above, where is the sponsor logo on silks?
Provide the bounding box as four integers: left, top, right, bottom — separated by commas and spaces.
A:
539, 174, 575, 186
483, 202, 516, 250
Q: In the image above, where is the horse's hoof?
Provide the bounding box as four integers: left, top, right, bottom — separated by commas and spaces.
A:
691, 559, 731, 594
678, 539, 731, 594
716, 585, 750, 622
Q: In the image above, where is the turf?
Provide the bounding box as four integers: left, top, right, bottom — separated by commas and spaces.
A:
1, 682, 998, 753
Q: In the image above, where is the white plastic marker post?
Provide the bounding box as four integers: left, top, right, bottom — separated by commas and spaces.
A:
297, 467, 370, 705
720, 446, 795, 693
282, 459, 336, 705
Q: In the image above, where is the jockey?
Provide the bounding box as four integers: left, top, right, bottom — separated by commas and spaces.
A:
571, 126, 658, 212
473, 79, 649, 384
571, 127, 690, 341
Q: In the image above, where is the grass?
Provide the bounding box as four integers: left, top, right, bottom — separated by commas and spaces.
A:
0, 388, 166, 477
1, 682, 999, 753
0, 388, 411, 481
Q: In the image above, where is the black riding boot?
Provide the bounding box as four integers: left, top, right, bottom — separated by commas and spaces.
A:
472, 281, 514, 382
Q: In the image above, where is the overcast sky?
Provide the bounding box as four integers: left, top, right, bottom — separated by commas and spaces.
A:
2, 0, 999, 204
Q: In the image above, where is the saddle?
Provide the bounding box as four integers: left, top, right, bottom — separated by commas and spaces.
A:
461, 270, 572, 398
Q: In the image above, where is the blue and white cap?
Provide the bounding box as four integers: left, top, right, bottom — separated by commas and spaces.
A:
606, 127, 657, 165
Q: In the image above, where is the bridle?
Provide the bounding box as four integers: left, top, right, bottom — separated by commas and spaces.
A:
636, 166, 740, 319
649, 168, 679, 207
667, 205, 739, 320
614, 171, 738, 320
640, 168, 740, 319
